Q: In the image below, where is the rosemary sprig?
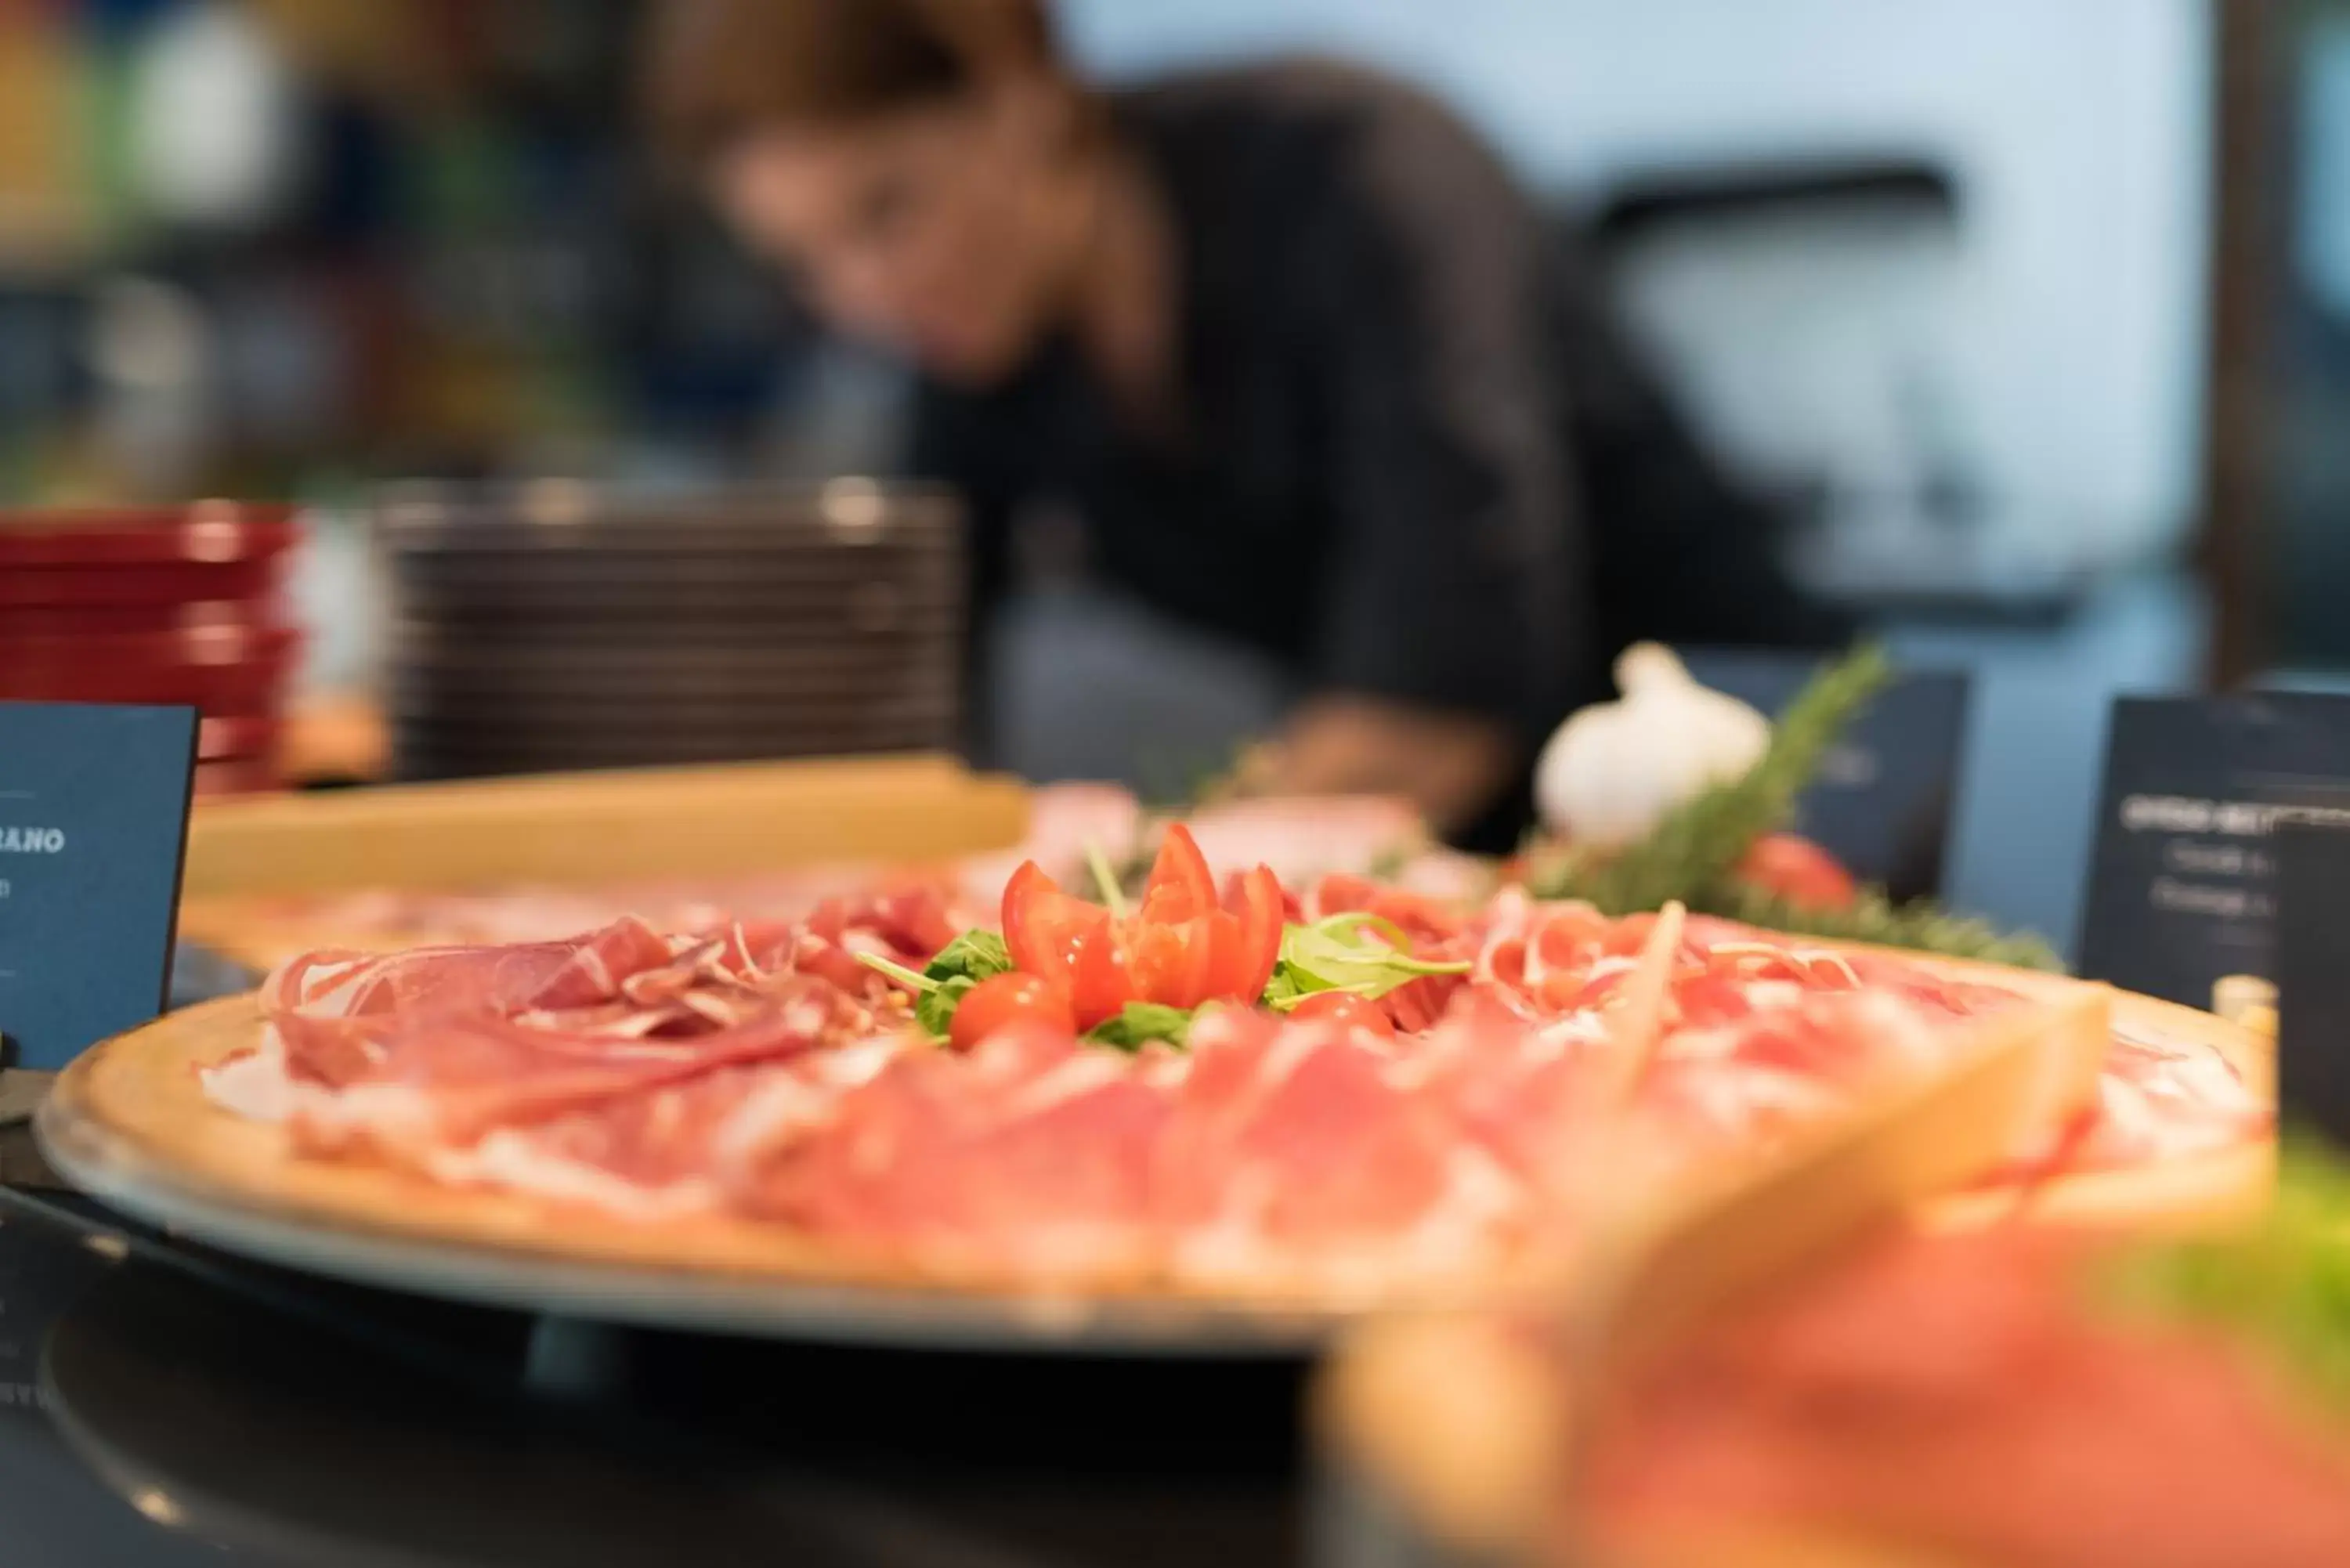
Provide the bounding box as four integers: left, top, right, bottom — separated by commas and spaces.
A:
1534, 645, 1893, 915
1696, 883, 2064, 972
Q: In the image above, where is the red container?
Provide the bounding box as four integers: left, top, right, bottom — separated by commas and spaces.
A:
0, 598, 286, 637
0, 558, 283, 608
0, 501, 297, 609
0, 620, 298, 670
0, 504, 300, 796
0, 502, 298, 566
0, 630, 301, 706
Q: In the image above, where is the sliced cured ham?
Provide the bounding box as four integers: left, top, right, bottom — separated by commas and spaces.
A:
197, 863, 2266, 1295
286, 985, 848, 1159
1154, 1010, 1513, 1285
743, 1025, 1174, 1279
230, 916, 905, 1170
1577, 1224, 2350, 1568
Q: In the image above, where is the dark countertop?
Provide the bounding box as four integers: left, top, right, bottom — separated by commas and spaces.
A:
0, 1188, 1308, 1568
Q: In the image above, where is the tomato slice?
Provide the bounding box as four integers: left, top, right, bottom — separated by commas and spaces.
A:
1139, 823, 1219, 923
1219, 865, 1285, 1003
1001, 842, 1284, 1022
1125, 917, 1218, 1011
1129, 862, 1284, 1009
948, 971, 1076, 1052
1002, 861, 1108, 975
1734, 833, 1859, 912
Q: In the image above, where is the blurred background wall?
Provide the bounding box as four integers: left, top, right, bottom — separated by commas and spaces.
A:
0, 0, 2214, 575
0, 0, 2335, 950
1068, 0, 2215, 576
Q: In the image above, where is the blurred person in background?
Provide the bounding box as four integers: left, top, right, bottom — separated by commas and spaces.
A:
649, 0, 1842, 847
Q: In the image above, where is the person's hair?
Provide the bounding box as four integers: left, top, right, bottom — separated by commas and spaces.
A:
646, 0, 1075, 168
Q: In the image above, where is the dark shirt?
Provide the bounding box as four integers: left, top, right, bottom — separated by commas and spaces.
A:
913, 59, 1842, 764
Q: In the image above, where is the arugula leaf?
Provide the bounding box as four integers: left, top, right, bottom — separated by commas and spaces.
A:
1086, 1002, 1197, 1051
1085, 841, 1133, 918
856, 952, 937, 995
925, 930, 1010, 985
856, 929, 1012, 1042
915, 977, 977, 1038
1266, 913, 1470, 1011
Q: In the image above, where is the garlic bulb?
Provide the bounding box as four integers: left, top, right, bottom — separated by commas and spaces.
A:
1533, 644, 1770, 847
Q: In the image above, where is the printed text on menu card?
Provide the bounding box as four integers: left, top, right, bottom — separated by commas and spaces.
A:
0, 703, 198, 1071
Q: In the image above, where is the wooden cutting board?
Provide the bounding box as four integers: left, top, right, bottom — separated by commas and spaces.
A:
175, 755, 1032, 971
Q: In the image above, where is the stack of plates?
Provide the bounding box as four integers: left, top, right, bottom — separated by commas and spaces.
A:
0, 503, 301, 797
378, 481, 967, 782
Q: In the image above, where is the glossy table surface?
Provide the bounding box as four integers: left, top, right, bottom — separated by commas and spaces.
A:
0, 1185, 1307, 1568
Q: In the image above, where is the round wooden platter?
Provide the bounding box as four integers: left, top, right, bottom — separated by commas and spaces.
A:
36, 998, 1509, 1356
1910, 961, 2275, 1234
37, 969, 2272, 1359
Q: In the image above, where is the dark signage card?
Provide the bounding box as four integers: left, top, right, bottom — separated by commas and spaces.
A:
2076, 693, 2350, 1010
0, 703, 198, 1071
1679, 649, 1970, 901
2275, 813, 2350, 1147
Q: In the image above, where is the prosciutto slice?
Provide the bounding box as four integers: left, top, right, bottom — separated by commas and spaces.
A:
721, 945, 2034, 1288
237, 916, 902, 1168
201, 881, 2266, 1288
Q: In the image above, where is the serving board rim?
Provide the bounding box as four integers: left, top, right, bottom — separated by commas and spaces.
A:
35, 957, 2273, 1356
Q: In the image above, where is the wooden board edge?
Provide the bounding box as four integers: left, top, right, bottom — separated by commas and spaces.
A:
38, 999, 1501, 1319
43, 952, 2276, 1329
182, 757, 1032, 898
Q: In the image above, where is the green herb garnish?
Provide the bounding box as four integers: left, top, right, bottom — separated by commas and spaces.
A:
1084, 841, 1133, 918
1535, 645, 1893, 916
1264, 913, 1470, 1012
925, 930, 1011, 985
856, 930, 1014, 1041
1518, 645, 2055, 967
1698, 883, 2064, 972
1086, 1002, 1198, 1051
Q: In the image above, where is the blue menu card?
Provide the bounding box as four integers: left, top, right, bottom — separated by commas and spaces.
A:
2276, 811, 2350, 1147
0, 703, 199, 1070
1679, 649, 1972, 902
2076, 693, 2350, 1010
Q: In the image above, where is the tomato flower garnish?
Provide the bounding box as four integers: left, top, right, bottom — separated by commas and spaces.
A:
1001, 825, 1284, 1027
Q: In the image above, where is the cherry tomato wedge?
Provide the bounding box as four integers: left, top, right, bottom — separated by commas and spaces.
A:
948, 971, 1076, 1052
1286, 991, 1397, 1038
1734, 833, 1860, 912
1140, 822, 1220, 922
1218, 863, 1286, 1003
1001, 862, 1126, 1027
999, 829, 1286, 1022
